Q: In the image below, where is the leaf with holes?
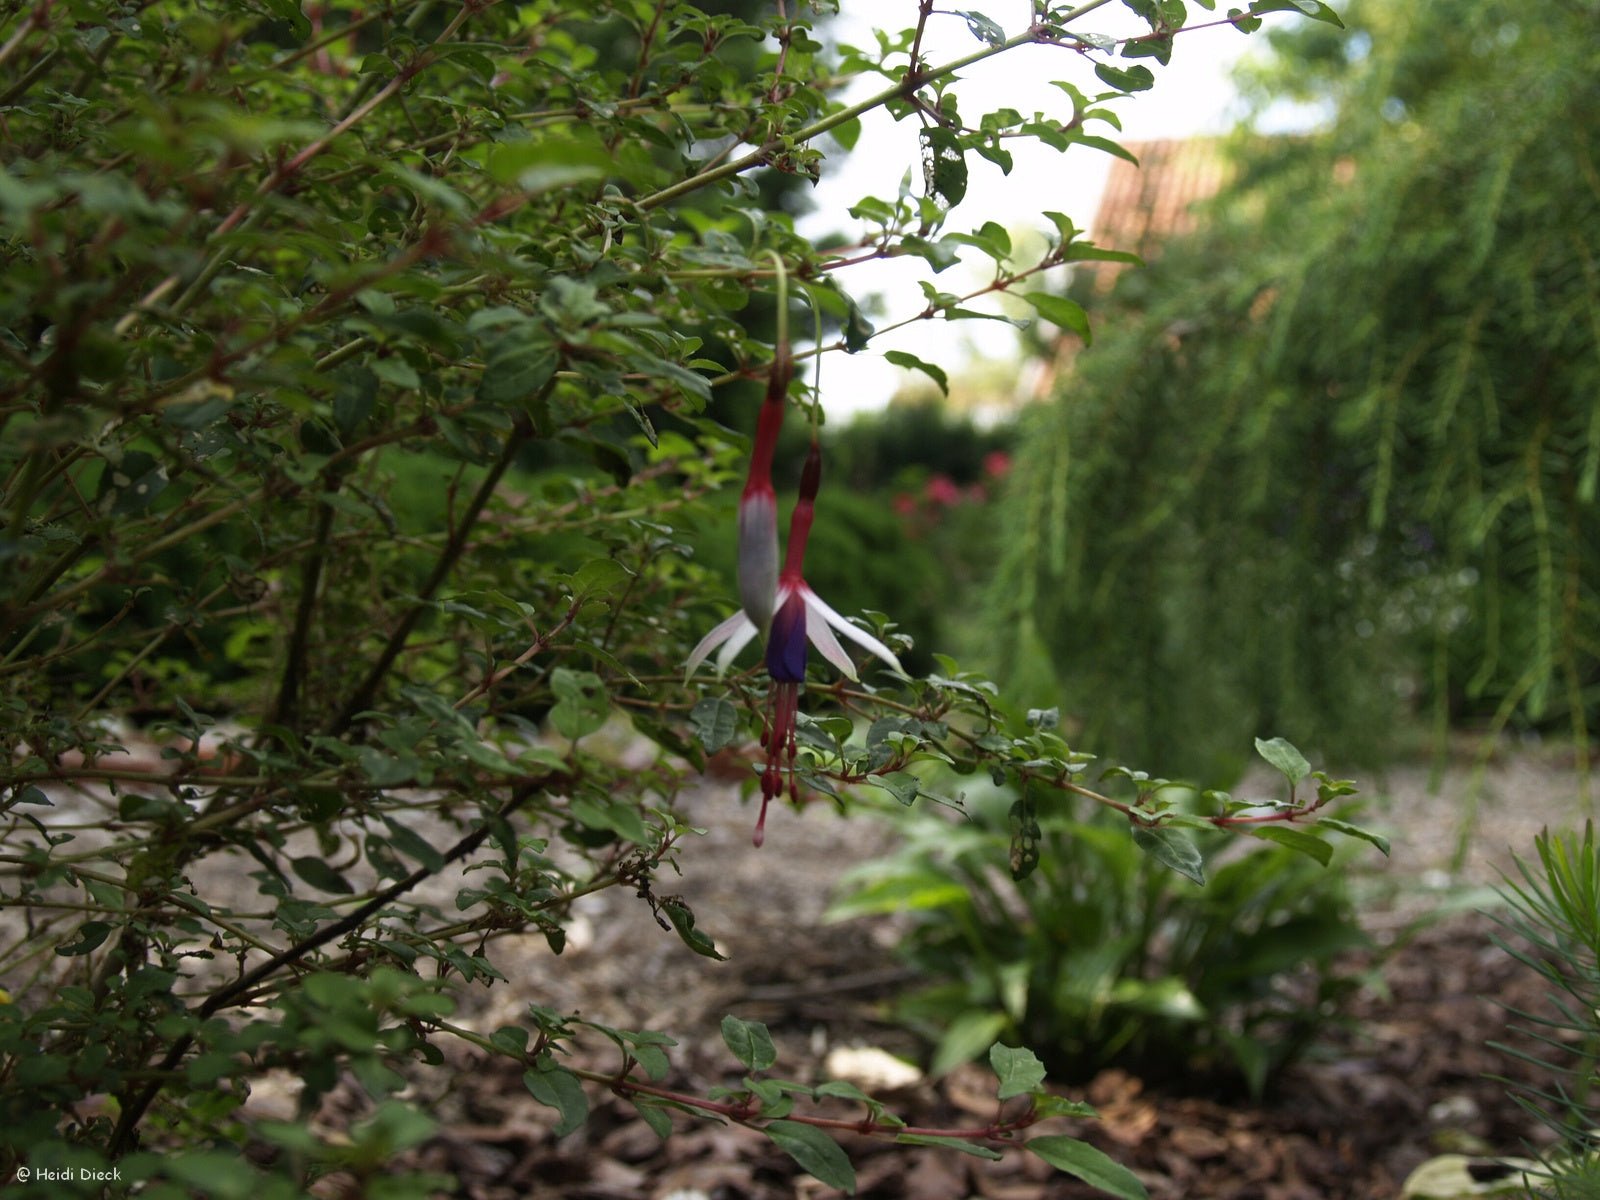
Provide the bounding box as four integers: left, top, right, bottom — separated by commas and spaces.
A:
920, 127, 968, 207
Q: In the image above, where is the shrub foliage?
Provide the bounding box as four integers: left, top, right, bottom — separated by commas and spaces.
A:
0, 1, 1357, 1193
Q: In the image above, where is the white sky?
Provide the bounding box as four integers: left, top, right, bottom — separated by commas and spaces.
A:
801, 5, 1270, 418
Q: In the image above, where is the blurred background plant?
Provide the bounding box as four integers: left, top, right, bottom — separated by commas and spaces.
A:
831, 737, 1372, 1099
990, 0, 1600, 785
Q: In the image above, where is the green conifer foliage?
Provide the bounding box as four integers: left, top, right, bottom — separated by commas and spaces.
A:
997, 0, 1600, 780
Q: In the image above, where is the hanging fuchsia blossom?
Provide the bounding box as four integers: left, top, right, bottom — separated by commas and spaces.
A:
689, 439, 904, 845
684, 439, 905, 687
736, 339, 791, 635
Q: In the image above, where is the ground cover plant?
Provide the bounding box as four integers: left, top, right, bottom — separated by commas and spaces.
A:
0, 1, 1378, 1194
830, 736, 1373, 1099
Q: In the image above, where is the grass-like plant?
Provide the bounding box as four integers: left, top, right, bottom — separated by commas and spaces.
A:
1489, 823, 1600, 1197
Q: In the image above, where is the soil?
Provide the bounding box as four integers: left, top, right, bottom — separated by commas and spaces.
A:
278, 737, 1596, 1199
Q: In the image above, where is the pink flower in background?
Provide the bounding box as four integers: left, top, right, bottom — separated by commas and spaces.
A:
924, 474, 962, 507
983, 450, 1012, 479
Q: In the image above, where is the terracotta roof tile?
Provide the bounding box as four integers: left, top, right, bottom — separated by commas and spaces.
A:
1086, 137, 1233, 282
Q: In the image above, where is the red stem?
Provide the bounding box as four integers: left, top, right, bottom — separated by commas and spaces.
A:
593, 1068, 1037, 1144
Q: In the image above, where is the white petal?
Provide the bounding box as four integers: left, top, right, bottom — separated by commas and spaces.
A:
803, 603, 859, 682
800, 587, 906, 677
685, 609, 754, 678
714, 617, 760, 674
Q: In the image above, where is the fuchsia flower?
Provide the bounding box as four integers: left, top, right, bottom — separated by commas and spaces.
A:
687, 438, 905, 846
754, 441, 904, 844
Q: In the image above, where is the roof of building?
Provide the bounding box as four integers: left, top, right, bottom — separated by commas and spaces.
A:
1088, 136, 1234, 262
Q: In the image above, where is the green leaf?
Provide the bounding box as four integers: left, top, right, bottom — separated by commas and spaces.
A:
359, 746, 415, 787
720, 1015, 778, 1071
842, 295, 876, 353
485, 138, 612, 190
1062, 242, 1144, 267
379, 816, 445, 872
957, 10, 1005, 45
745, 1076, 792, 1116
524, 1061, 588, 1138
690, 696, 740, 753
1121, 33, 1173, 65
290, 855, 355, 894
260, 0, 312, 37
631, 1097, 673, 1139
1316, 817, 1390, 857
549, 668, 609, 740
1249, 826, 1334, 866
1023, 293, 1092, 344
95, 451, 169, 515
825, 870, 970, 920
1010, 795, 1041, 881
1028, 1135, 1148, 1199
162, 1151, 261, 1200
1033, 1094, 1100, 1119
1254, 736, 1311, 785
989, 1042, 1047, 1100
1314, 771, 1360, 802
1250, 0, 1344, 26
1073, 134, 1140, 165
873, 771, 922, 806
478, 333, 558, 410
1131, 826, 1205, 885
565, 558, 633, 604
567, 795, 651, 844
901, 234, 963, 273
764, 1120, 857, 1193
930, 1009, 1010, 1076
458, 738, 526, 777
55, 920, 113, 956
1109, 975, 1205, 1019
626, 351, 712, 407
896, 1133, 1003, 1160
1093, 62, 1155, 92
884, 350, 949, 396
660, 900, 725, 960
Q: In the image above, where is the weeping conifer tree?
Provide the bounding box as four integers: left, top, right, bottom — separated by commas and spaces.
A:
994, 0, 1600, 782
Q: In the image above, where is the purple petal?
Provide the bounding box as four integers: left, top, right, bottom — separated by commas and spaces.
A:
765, 590, 809, 683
